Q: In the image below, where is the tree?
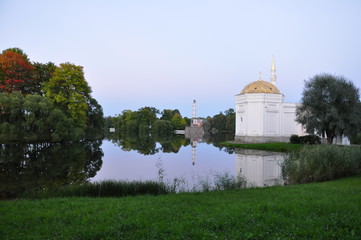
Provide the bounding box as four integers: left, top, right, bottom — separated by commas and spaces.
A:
32, 62, 56, 96
212, 112, 227, 131
224, 108, 235, 133
171, 113, 186, 130
160, 109, 180, 121
137, 107, 159, 129
296, 74, 361, 144
43, 63, 92, 128
153, 119, 173, 134
0, 48, 34, 94
84, 97, 104, 139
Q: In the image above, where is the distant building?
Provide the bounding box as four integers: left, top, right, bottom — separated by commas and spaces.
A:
235, 59, 304, 143
109, 128, 116, 133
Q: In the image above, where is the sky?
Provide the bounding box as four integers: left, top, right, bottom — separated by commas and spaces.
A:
1, 0, 361, 118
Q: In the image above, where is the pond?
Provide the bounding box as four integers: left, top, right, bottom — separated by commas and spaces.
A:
0, 133, 286, 198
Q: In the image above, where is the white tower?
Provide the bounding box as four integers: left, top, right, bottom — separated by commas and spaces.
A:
270, 57, 277, 86
192, 100, 198, 125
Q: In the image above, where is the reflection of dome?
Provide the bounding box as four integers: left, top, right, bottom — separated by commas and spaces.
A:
241, 80, 281, 94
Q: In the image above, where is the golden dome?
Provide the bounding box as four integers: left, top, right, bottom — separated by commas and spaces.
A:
240, 80, 281, 94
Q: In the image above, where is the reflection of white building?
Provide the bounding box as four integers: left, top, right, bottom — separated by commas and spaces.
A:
235, 59, 304, 143
235, 149, 285, 187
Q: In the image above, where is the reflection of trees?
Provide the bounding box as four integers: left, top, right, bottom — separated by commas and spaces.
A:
157, 134, 189, 153
0, 140, 103, 199
203, 132, 235, 154
107, 132, 190, 155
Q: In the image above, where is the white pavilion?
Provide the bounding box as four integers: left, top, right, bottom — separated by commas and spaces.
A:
235, 59, 304, 143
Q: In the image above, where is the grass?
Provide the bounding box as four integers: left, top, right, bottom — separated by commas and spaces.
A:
1, 175, 361, 239
221, 141, 303, 152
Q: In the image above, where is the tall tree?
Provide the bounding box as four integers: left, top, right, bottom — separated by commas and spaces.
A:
212, 112, 227, 131
171, 113, 186, 130
0, 48, 34, 93
160, 109, 180, 121
296, 74, 361, 144
137, 107, 159, 128
43, 63, 92, 128
32, 62, 56, 96
224, 108, 235, 133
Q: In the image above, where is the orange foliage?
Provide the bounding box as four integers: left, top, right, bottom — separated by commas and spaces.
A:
0, 50, 34, 93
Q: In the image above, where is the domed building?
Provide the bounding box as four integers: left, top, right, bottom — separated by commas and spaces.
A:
235, 59, 304, 143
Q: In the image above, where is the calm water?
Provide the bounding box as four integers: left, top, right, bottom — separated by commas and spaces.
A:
91, 140, 236, 187
91, 136, 285, 189
0, 134, 285, 198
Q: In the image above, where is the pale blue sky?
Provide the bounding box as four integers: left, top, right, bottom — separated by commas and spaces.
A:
1, 0, 360, 117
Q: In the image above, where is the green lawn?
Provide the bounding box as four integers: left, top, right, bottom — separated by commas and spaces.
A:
1, 176, 360, 240
221, 141, 303, 152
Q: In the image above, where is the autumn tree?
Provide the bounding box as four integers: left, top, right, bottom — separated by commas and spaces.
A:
0, 48, 34, 93
43, 63, 92, 128
296, 74, 361, 144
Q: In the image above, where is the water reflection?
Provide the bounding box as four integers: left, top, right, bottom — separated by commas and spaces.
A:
0, 140, 103, 199
0, 133, 287, 198
235, 149, 285, 187
107, 132, 190, 155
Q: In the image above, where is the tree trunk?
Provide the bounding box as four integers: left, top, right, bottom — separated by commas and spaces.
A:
326, 129, 334, 144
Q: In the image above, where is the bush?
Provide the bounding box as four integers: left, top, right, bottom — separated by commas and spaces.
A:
350, 133, 361, 145
301, 135, 321, 144
289, 134, 320, 144
282, 145, 361, 184
290, 134, 301, 144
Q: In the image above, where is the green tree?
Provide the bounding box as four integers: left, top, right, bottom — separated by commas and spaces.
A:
160, 109, 180, 121
296, 74, 361, 144
44, 63, 92, 128
171, 113, 186, 130
84, 97, 104, 139
32, 62, 56, 96
225, 108, 235, 133
23, 94, 79, 142
0, 92, 25, 140
153, 119, 173, 134
212, 112, 227, 132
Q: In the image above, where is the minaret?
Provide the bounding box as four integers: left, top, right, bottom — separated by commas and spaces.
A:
270, 57, 277, 86
192, 100, 197, 125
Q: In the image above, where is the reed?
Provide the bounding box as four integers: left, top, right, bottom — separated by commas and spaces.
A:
25, 180, 169, 198
24, 171, 246, 199
282, 145, 361, 184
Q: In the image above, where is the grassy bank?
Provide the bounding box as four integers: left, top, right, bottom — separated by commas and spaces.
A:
221, 141, 302, 152
1, 176, 360, 239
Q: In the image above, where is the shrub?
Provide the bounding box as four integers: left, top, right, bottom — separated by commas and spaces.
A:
301, 135, 321, 144
290, 134, 301, 144
289, 134, 320, 144
282, 145, 361, 184
350, 133, 361, 145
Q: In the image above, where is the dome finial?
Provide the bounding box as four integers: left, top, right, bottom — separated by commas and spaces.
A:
259, 71, 263, 81
270, 56, 277, 86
